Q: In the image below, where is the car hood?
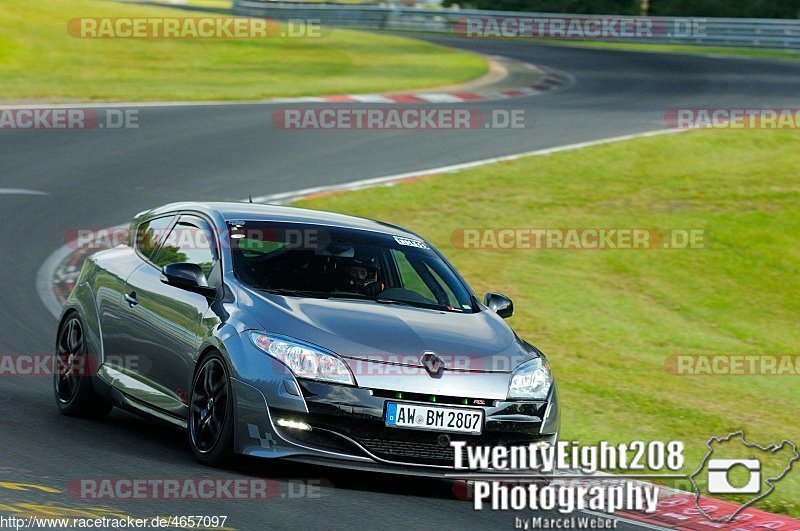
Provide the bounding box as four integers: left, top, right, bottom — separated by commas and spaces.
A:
241, 288, 535, 373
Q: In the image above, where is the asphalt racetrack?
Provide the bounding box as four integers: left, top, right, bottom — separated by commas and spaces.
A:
1, 35, 800, 529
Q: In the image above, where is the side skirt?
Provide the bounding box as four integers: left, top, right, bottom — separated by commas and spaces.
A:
98, 364, 188, 429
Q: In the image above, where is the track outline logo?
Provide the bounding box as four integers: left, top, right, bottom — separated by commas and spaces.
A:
689, 430, 799, 523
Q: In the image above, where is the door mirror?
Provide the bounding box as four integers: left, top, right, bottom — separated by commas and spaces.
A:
484, 292, 514, 319
161, 263, 217, 298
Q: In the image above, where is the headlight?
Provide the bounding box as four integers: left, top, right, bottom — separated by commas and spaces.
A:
250, 333, 356, 386
508, 358, 552, 400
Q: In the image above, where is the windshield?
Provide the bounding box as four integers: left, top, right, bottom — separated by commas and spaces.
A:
230, 222, 475, 313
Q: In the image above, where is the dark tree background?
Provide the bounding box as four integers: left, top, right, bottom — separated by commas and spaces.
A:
441, 0, 800, 19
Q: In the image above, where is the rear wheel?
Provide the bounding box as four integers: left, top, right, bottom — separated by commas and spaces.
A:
189, 353, 234, 466
54, 313, 113, 419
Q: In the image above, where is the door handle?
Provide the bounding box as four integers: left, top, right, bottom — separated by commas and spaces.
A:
124, 291, 138, 308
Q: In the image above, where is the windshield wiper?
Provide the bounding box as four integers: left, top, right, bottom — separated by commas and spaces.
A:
375, 297, 452, 312
260, 289, 458, 312
259, 288, 330, 298
327, 292, 372, 300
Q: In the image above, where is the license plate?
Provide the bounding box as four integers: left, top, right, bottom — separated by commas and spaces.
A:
385, 402, 483, 435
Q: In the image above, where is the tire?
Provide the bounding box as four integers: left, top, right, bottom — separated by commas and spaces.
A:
54, 312, 113, 420
189, 352, 235, 466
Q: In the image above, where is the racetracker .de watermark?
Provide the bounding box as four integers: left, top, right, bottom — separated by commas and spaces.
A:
665, 354, 800, 376
451, 228, 705, 250
68, 478, 325, 500
0, 108, 138, 130
454, 16, 706, 40
0, 354, 138, 376
665, 108, 800, 129
63, 226, 324, 251
271, 108, 527, 130
68, 17, 324, 39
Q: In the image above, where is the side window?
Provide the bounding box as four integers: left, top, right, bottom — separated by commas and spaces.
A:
135, 215, 175, 261
154, 216, 218, 277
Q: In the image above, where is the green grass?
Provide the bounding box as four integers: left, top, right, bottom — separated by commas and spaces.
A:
0, 0, 487, 102
295, 129, 800, 516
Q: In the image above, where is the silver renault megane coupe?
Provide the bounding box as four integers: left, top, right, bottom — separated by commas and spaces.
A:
55, 202, 559, 472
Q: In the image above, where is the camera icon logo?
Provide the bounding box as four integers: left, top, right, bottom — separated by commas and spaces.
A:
690, 431, 799, 523
707, 458, 761, 494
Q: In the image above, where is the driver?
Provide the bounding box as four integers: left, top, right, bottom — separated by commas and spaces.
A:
331, 255, 384, 296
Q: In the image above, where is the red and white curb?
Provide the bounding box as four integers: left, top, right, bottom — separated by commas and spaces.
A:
618, 491, 800, 530
4, 58, 570, 110
270, 64, 571, 105
555, 476, 800, 530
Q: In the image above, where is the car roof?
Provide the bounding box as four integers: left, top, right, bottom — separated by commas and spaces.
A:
143, 201, 421, 239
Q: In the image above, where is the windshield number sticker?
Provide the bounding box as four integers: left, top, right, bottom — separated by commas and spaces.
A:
394, 236, 429, 249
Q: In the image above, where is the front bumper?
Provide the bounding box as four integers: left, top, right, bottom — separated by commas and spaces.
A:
233, 376, 560, 472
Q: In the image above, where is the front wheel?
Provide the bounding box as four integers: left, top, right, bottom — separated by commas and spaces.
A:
189, 353, 234, 466
54, 313, 113, 419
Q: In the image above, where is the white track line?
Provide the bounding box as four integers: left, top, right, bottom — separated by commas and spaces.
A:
253, 128, 687, 204
1, 100, 321, 110
0, 188, 48, 195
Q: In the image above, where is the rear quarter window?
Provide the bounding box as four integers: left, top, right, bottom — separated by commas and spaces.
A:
135, 215, 175, 261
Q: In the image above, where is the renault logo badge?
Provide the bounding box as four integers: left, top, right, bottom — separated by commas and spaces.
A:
421, 352, 445, 378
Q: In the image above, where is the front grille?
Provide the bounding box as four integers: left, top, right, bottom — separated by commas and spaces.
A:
356, 429, 458, 463
306, 413, 540, 466
370, 389, 497, 407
